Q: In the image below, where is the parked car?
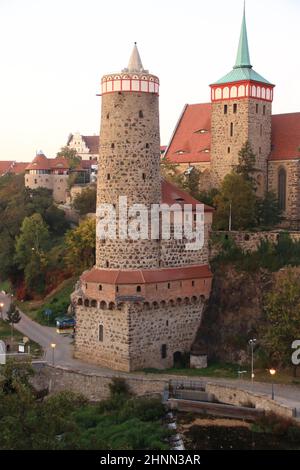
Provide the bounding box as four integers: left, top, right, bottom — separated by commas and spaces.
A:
55, 316, 76, 329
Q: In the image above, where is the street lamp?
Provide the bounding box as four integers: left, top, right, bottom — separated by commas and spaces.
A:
51, 343, 56, 366
269, 368, 276, 400
249, 338, 257, 384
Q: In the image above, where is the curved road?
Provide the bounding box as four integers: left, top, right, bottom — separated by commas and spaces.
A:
1, 291, 300, 414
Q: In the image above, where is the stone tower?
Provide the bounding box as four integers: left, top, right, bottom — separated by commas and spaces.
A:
96, 43, 161, 270
72, 44, 213, 372
210, 5, 275, 193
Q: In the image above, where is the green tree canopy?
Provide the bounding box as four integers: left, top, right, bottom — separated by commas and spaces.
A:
57, 146, 81, 169
15, 214, 50, 269
213, 172, 257, 230
236, 140, 257, 189
263, 269, 300, 368
14, 214, 50, 293
64, 217, 96, 273
256, 191, 282, 228
160, 157, 185, 188
72, 186, 97, 215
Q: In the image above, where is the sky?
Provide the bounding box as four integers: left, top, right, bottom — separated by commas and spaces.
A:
0, 0, 299, 162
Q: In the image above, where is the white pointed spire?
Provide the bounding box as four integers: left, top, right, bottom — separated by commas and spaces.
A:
123, 42, 148, 73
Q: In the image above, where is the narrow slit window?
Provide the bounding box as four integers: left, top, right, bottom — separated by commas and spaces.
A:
99, 325, 103, 342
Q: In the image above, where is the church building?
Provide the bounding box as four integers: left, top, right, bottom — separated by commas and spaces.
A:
165, 7, 300, 228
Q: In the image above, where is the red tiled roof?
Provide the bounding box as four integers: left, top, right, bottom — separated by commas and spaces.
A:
0, 161, 14, 175
82, 265, 212, 285
161, 179, 213, 212
25, 154, 51, 171
270, 113, 300, 161
49, 157, 70, 169
82, 136, 99, 154
165, 103, 212, 164
10, 162, 28, 174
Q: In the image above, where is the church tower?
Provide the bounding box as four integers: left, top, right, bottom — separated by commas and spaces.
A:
72, 44, 213, 372
210, 5, 275, 193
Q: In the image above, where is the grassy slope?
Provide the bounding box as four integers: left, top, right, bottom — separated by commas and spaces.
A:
16, 277, 77, 325
0, 319, 42, 357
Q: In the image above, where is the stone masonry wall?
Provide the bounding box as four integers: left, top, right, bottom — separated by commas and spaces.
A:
32, 367, 297, 419
74, 299, 205, 372
268, 159, 300, 227
210, 230, 300, 257
211, 98, 271, 192
33, 365, 168, 402
128, 300, 205, 370
74, 303, 130, 371
206, 383, 296, 419
96, 91, 161, 270
160, 219, 211, 267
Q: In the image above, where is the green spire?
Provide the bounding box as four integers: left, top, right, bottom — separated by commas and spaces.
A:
234, 2, 252, 69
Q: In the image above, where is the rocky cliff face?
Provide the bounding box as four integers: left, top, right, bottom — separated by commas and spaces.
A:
192, 265, 273, 363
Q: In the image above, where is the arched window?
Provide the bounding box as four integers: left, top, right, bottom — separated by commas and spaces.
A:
136, 285, 141, 292
278, 168, 287, 211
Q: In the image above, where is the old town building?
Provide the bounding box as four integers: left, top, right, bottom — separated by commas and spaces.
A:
165, 7, 300, 227
24, 151, 94, 203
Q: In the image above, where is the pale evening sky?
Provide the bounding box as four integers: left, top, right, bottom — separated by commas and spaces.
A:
0, 0, 299, 162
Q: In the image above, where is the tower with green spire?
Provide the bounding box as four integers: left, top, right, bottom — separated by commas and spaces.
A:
210, 3, 275, 192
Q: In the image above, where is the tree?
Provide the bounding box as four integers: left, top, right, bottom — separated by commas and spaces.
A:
263, 269, 300, 373
15, 214, 50, 269
236, 140, 257, 189
6, 304, 21, 342
44, 205, 69, 235
183, 167, 201, 199
64, 217, 96, 273
213, 172, 257, 230
160, 157, 185, 188
57, 146, 81, 169
72, 186, 97, 215
15, 214, 50, 293
256, 191, 282, 228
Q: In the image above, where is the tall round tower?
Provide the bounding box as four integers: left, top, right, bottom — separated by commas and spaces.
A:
96, 43, 161, 269
73, 44, 213, 372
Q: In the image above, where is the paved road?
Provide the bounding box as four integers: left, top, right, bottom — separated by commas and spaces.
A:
1, 291, 300, 414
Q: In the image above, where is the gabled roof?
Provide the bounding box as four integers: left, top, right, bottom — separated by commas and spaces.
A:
162, 179, 213, 213
270, 113, 300, 161
10, 162, 28, 174
0, 161, 14, 175
82, 136, 99, 154
50, 157, 70, 169
164, 103, 211, 164
26, 153, 51, 171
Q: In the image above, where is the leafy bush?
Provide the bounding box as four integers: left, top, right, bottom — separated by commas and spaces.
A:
254, 412, 294, 436
109, 377, 131, 398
